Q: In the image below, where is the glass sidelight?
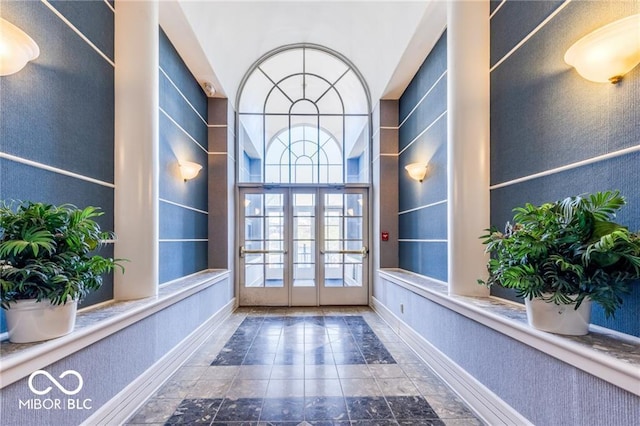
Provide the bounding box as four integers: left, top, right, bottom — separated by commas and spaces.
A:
239, 187, 368, 306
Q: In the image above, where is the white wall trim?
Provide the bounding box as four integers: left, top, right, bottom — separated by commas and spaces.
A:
0, 152, 116, 188
371, 297, 532, 426
378, 269, 640, 396
42, 0, 115, 67
398, 110, 447, 156
159, 107, 208, 154
399, 70, 448, 129
81, 298, 236, 426
0, 271, 230, 388
159, 239, 208, 242
398, 239, 447, 243
490, 144, 640, 190
159, 198, 209, 215
103, 0, 115, 13
489, 0, 506, 20
490, 0, 571, 72
399, 199, 447, 215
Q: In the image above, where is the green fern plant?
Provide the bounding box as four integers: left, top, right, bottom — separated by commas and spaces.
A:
478, 191, 640, 318
0, 201, 125, 308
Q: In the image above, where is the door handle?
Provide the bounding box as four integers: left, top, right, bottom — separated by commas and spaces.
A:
320, 247, 368, 258
240, 246, 288, 258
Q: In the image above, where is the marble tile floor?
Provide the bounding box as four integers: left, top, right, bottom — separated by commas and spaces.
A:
126, 307, 484, 426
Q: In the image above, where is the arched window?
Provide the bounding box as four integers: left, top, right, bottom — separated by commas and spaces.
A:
237, 45, 371, 184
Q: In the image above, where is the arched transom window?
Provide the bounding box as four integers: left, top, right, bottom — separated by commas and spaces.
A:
237, 45, 371, 184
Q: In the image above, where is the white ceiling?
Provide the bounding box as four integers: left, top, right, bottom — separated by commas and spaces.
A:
159, 1, 447, 106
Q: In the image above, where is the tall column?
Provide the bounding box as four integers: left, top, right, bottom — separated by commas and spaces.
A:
114, 0, 159, 299
447, 0, 490, 297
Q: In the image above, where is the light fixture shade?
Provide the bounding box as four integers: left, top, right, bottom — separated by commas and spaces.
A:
179, 161, 203, 181
0, 18, 40, 76
564, 14, 640, 84
404, 162, 428, 182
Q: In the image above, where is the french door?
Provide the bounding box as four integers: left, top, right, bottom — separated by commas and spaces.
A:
239, 187, 368, 306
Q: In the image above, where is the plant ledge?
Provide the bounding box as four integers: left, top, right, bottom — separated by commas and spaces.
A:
378, 268, 640, 397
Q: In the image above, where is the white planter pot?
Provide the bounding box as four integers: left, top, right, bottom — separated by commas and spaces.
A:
524, 296, 591, 336
3, 299, 77, 343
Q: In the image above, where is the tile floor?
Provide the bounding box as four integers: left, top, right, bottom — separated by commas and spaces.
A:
127, 307, 483, 425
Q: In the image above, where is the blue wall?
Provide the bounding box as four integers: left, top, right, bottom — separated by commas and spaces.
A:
490, 1, 640, 336
158, 29, 209, 283
398, 31, 448, 282
0, 1, 115, 332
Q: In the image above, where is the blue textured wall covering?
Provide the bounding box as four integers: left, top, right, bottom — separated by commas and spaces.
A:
398, 203, 447, 241
398, 242, 447, 283
158, 28, 209, 284
159, 201, 208, 240
1, 161, 115, 231
0, 1, 115, 184
399, 31, 447, 125
398, 116, 447, 212
490, 0, 564, 67
397, 31, 448, 282
159, 29, 207, 121
159, 241, 209, 284
158, 113, 209, 212
47, 0, 115, 61
0, 1, 115, 332
159, 72, 208, 151
489, 1, 640, 337
490, 1, 639, 186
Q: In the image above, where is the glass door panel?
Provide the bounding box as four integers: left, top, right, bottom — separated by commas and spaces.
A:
239, 189, 288, 305
239, 187, 367, 306
320, 189, 368, 305
290, 191, 318, 306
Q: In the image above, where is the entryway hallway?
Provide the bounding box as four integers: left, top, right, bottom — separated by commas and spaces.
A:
126, 307, 483, 425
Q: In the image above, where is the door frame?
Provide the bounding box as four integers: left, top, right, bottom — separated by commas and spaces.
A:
236, 184, 370, 307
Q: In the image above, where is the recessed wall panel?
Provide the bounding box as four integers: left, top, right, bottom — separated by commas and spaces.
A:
159, 241, 208, 284
399, 241, 447, 282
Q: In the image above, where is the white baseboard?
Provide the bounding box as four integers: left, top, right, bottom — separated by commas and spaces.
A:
81, 297, 236, 426
371, 297, 532, 426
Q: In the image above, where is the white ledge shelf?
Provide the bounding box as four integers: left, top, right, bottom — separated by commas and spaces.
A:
378, 268, 640, 397
0, 269, 230, 388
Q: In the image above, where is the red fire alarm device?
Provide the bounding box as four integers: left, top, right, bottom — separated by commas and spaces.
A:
381, 232, 389, 241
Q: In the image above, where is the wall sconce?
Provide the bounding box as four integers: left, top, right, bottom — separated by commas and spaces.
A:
404, 162, 429, 183
564, 14, 640, 84
0, 17, 40, 76
179, 161, 202, 182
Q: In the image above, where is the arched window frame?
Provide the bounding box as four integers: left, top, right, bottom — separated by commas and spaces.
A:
236, 44, 372, 185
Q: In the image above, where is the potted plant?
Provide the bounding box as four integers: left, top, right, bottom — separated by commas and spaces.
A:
0, 201, 124, 343
478, 190, 640, 335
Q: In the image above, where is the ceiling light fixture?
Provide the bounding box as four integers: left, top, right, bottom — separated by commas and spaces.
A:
0, 17, 40, 76
564, 14, 640, 84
